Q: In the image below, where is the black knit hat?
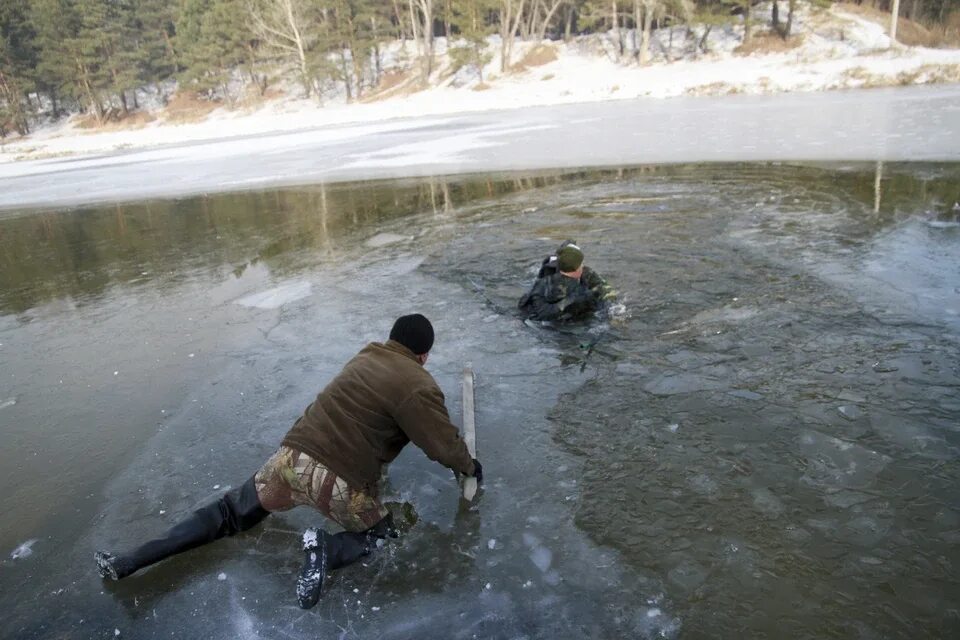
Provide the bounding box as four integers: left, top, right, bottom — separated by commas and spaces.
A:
389, 314, 435, 355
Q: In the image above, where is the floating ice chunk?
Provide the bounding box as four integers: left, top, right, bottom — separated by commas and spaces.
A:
487, 539, 496, 550
114, 629, 120, 637
667, 423, 679, 433
235, 281, 311, 309
113, 371, 119, 376
838, 405, 864, 420
364, 232, 412, 248
213, 484, 221, 490
752, 488, 784, 517
217, 573, 226, 581
371, 606, 380, 611
0, 397, 16, 410
530, 546, 552, 573
485, 583, 492, 590
647, 608, 661, 618
10, 539, 38, 559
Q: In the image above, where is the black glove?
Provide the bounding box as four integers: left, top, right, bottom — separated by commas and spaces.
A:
470, 458, 483, 485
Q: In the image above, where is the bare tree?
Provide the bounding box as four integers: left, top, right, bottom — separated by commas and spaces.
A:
612, 0, 624, 60
409, 0, 435, 84
501, 0, 527, 71
531, 0, 568, 41
634, 0, 657, 64
248, 0, 315, 96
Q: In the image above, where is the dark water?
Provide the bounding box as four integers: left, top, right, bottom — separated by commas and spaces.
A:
0, 163, 958, 639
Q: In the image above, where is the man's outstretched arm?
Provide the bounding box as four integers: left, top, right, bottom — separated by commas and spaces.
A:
395, 384, 477, 477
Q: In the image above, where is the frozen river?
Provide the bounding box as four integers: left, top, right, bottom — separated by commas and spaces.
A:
1, 84, 959, 211
1, 88, 959, 640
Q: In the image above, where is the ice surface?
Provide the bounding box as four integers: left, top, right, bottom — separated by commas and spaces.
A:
1, 86, 958, 210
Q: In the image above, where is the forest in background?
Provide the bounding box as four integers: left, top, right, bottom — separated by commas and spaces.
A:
2, 0, 959, 137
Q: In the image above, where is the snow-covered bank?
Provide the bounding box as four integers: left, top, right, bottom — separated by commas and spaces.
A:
1, 4, 958, 165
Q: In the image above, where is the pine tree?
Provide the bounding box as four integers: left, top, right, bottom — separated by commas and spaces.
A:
132, 0, 179, 88
30, 0, 81, 118
178, 0, 252, 100
450, 0, 496, 82
0, 0, 36, 135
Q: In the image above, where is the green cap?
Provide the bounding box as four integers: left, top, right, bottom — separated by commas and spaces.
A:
557, 244, 584, 272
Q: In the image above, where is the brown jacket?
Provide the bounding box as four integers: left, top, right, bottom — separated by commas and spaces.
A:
282, 340, 475, 493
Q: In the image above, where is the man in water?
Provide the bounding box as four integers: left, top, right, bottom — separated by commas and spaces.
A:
518, 241, 615, 321
95, 313, 482, 610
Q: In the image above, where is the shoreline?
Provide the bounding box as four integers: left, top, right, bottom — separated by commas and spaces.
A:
2, 6, 960, 166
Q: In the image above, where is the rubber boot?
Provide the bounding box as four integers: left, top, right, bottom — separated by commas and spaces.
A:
95, 476, 269, 580
296, 514, 396, 610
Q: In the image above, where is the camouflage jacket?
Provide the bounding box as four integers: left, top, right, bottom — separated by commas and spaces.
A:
518, 265, 614, 321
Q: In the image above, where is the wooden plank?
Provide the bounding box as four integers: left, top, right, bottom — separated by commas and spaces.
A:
462, 366, 478, 501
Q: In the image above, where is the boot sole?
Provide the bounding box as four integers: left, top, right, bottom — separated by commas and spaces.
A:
296, 549, 325, 610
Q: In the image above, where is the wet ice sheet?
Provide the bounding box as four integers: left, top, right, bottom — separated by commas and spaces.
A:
1, 163, 958, 639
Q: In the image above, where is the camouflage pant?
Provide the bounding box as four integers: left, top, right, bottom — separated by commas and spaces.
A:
254, 446, 387, 532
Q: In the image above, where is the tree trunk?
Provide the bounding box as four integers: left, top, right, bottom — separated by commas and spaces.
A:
537, 0, 566, 42
76, 58, 104, 125
698, 24, 713, 54
391, 0, 406, 39
444, 0, 452, 39
639, 1, 653, 65
743, 0, 752, 45
612, 0, 623, 60
283, 0, 312, 96
633, 0, 641, 60
408, 0, 422, 56
564, 5, 574, 41
340, 46, 353, 101
373, 16, 383, 86
162, 29, 178, 72
501, 0, 528, 72
907, 0, 919, 21
786, 0, 795, 37
772, 0, 780, 31
889, 0, 901, 43
411, 0, 434, 83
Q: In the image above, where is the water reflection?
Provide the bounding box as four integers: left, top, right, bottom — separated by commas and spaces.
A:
2, 163, 958, 319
